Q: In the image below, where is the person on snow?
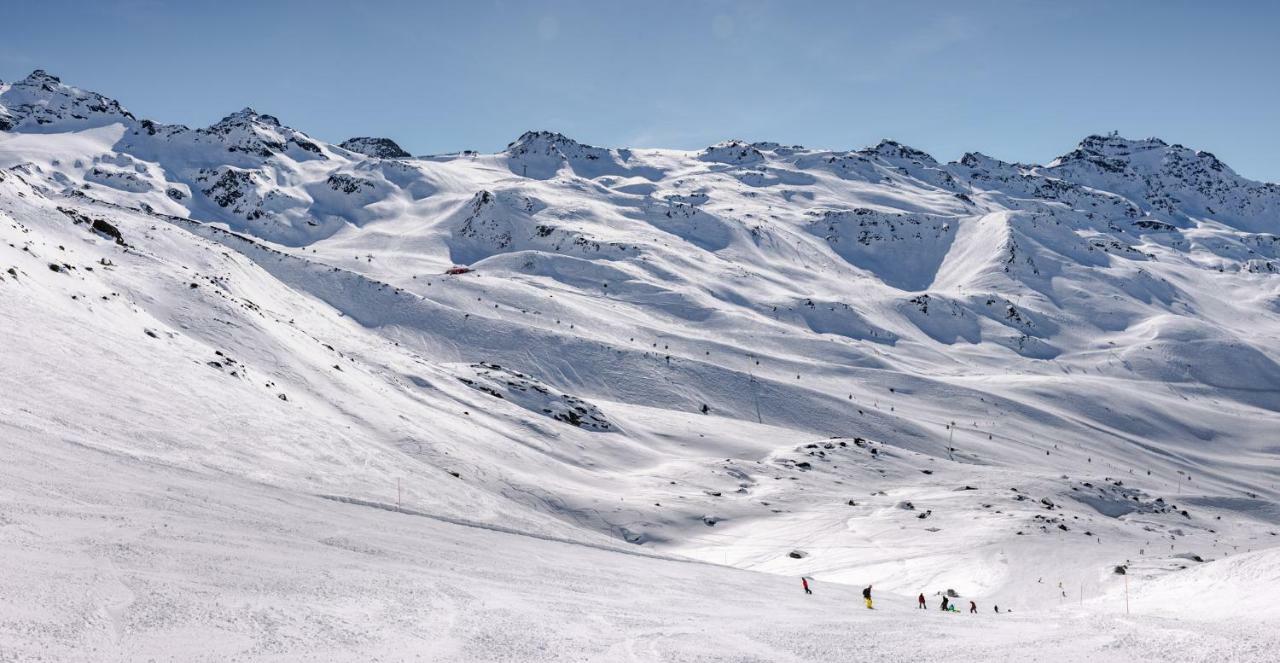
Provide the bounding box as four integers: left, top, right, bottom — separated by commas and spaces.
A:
994, 605, 1000, 613
802, 577, 812, 595
862, 585, 874, 609
940, 596, 949, 611
918, 593, 927, 609
969, 600, 977, 614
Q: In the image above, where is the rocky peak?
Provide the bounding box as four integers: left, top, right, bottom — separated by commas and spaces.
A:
340, 136, 411, 159
507, 131, 603, 159
1045, 134, 1277, 229
505, 131, 618, 179
1072, 134, 1168, 158
953, 152, 1035, 181
208, 107, 282, 131
1048, 134, 1244, 182
860, 139, 938, 165
958, 152, 1008, 170
0, 69, 135, 131
699, 140, 765, 165
22, 69, 62, 87
1048, 135, 1162, 174
470, 189, 495, 211
194, 107, 324, 161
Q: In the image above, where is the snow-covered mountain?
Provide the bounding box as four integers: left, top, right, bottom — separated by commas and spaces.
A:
2, 71, 1278, 660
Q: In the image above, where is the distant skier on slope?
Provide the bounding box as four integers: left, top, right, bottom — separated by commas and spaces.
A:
918, 593, 927, 609
969, 600, 977, 614
802, 577, 812, 595
863, 585, 874, 609
940, 596, 949, 611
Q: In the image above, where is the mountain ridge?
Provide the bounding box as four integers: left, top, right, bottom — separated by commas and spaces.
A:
6, 70, 1278, 184
3, 69, 1278, 633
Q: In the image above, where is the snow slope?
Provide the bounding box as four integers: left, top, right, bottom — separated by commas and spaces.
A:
2, 71, 1279, 660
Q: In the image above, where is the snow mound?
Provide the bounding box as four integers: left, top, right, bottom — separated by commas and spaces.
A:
1124, 547, 1280, 621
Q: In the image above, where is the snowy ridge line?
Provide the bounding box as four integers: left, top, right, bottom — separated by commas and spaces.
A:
315, 494, 714, 565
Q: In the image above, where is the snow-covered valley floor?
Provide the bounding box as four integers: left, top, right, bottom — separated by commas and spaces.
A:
4, 425, 1276, 662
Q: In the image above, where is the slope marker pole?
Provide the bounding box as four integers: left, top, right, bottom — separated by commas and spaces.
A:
1124, 575, 1130, 615
749, 370, 762, 424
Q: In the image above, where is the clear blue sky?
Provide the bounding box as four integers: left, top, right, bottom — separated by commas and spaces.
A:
4, 0, 1278, 181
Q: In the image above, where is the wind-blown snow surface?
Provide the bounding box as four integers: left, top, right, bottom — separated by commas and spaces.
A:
2, 71, 1279, 661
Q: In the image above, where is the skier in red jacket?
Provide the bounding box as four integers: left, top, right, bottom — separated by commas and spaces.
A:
801, 577, 812, 595
918, 593, 927, 609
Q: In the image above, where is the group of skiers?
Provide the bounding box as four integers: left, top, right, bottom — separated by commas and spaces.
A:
921, 593, 982, 613
805, 579, 1001, 614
